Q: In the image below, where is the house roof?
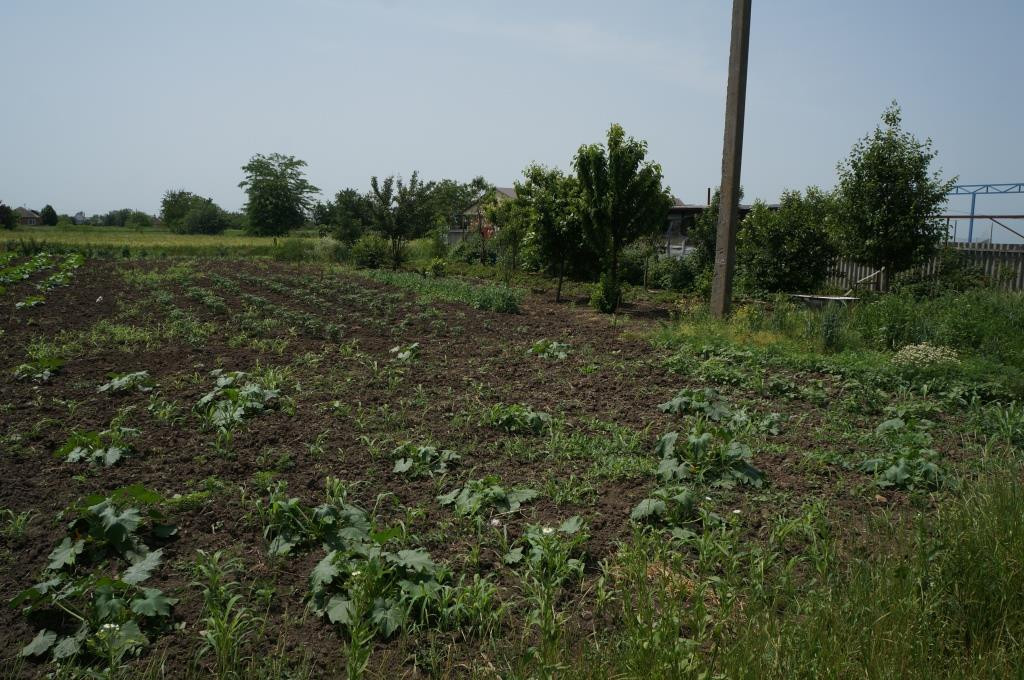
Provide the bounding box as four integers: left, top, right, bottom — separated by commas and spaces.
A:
495, 187, 516, 199
15, 207, 39, 218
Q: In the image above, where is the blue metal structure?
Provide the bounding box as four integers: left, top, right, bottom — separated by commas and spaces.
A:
948, 183, 1024, 242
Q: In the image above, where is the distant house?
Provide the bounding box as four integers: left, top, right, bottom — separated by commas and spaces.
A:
73, 211, 88, 225
448, 187, 517, 245
445, 185, 775, 256
664, 200, 775, 257
15, 207, 40, 226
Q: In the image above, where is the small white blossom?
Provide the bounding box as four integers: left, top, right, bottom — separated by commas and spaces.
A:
732, 509, 741, 515
489, 518, 501, 527
541, 527, 555, 535
892, 343, 959, 368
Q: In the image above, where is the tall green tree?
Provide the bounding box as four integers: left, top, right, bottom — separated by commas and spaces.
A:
574, 124, 673, 312
833, 102, 955, 287
238, 153, 319, 236
161, 190, 228, 234
39, 205, 58, 226
737, 188, 837, 293
368, 172, 436, 268
429, 177, 493, 227
315, 188, 374, 243
515, 165, 585, 302
0, 202, 15, 230
485, 196, 531, 283
160, 190, 196, 228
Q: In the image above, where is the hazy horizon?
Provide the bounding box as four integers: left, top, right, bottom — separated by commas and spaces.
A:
2, 0, 1022, 239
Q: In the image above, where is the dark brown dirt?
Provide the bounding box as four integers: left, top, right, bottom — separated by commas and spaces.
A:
0, 257, 927, 678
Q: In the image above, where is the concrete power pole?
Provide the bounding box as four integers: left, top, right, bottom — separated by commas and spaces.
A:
710, 0, 752, 318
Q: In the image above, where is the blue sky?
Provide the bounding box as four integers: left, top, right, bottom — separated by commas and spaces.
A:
2, 0, 1022, 239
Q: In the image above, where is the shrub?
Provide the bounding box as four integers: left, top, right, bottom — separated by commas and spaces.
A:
181, 201, 229, 235
312, 237, 348, 263
272, 238, 314, 262
649, 255, 697, 292
892, 245, 989, 299
352, 233, 391, 269
737, 188, 837, 293
590, 273, 621, 313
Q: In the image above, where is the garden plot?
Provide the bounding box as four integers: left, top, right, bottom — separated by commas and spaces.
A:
0, 257, 1018, 679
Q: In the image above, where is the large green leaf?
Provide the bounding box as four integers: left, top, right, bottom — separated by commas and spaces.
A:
47, 537, 85, 571
558, 515, 584, 534
52, 635, 82, 660
391, 549, 435, 573
371, 600, 406, 637
122, 549, 163, 585
326, 595, 354, 625
506, 488, 538, 510
311, 552, 340, 591
630, 498, 666, 521
130, 587, 178, 617
21, 629, 57, 657
102, 447, 125, 467
654, 431, 679, 458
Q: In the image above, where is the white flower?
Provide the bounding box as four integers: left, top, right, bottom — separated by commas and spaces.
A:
541, 527, 555, 535
732, 509, 741, 515
489, 518, 501, 527
351, 570, 361, 577
892, 343, 959, 368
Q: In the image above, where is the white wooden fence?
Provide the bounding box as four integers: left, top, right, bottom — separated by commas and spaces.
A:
828, 242, 1024, 292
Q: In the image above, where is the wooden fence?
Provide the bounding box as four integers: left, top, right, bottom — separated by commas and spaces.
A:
828, 242, 1024, 292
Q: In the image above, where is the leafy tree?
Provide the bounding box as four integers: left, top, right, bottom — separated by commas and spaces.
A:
160, 190, 196, 229
89, 209, 153, 227
181, 199, 229, 234
515, 165, 586, 302
323, 188, 374, 243
430, 177, 493, 227
688, 186, 744, 280
368, 172, 436, 269
161, 191, 228, 233
39, 205, 58, 226
574, 124, 673, 312
833, 102, 955, 288
486, 197, 531, 283
125, 211, 153, 228
238, 153, 319, 236
0, 202, 16, 230
433, 177, 494, 262
737, 188, 837, 293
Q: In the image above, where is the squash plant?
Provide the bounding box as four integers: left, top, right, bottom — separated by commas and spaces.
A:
11, 486, 178, 667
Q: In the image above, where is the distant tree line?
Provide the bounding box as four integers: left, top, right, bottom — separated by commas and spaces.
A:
684, 101, 954, 295
8, 101, 950, 307
452, 102, 952, 308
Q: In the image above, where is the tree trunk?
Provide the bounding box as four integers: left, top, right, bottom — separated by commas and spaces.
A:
556, 255, 565, 302
610, 246, 620, 311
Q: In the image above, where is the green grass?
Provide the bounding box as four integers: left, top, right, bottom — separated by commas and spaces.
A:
548, 449, 1024, 680
356, 268, 524, 313
3, 226, 315, 258
716, 456, 1024, 679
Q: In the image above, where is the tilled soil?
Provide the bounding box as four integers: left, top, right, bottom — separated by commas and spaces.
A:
0, 257, 917, 678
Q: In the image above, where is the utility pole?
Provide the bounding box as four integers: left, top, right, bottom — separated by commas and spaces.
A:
710, 0, 752, 318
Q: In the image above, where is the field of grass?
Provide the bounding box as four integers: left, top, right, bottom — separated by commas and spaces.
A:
2, 226, 314, 258
1, 243, 1022, 678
